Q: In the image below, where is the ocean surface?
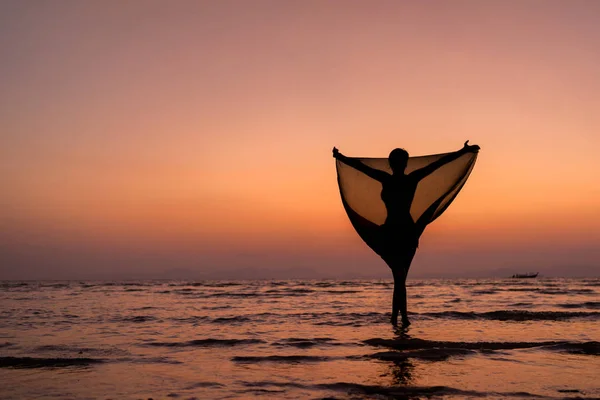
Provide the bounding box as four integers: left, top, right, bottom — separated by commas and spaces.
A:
1, 278, 599, 399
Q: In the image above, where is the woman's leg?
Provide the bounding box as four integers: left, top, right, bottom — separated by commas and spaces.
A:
399, 279, 410, 325
390, 267, 404, 325
400, 247, 417, 325
389, 247, 417, 326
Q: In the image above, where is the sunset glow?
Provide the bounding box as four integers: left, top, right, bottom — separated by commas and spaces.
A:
1, 1, 599, 279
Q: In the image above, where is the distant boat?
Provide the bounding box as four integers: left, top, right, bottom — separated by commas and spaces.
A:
511, 272, 539, 279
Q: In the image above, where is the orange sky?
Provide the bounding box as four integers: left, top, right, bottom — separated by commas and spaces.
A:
1, 1, 599, 279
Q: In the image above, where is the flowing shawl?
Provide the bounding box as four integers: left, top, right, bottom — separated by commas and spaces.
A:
336, 151, 478, 256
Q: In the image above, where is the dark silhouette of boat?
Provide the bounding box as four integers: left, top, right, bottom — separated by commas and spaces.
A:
511, 272, 539, 279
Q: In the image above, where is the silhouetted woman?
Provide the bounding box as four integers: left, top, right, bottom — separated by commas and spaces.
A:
333, 141, 480, 326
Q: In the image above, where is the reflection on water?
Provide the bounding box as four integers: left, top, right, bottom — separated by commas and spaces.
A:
387, 328, 415, 385
389, 358, 415, 385
0, 278, 599, 399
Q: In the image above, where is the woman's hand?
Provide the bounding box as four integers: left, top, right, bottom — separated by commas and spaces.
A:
463, 140, 480, 153
332, 147, 340, 158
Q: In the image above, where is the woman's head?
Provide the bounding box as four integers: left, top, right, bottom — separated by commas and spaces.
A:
389, 148, 409, 173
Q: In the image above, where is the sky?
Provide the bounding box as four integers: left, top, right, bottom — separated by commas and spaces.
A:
1, 1, 599, 280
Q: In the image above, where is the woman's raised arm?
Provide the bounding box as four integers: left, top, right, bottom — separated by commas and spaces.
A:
409, 141, 479, 182
333, 147, 389, 182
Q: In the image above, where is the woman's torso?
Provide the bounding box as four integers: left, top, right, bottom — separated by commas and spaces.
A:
380, 174, 418, 235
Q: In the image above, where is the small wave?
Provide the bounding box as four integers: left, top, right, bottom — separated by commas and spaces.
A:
282, 288, 315, 294
147, 338, 264, 347
81, 282, 116, 287
538, 289, 595, 295
239, 380, 535, 399
509, 302, 533, 307
543, 341, 600, 356
117, 315, 159, 323
336, 281, 360, 286
471, 290, 498, 295
368, 348, 475, 362
121, 282, 152, 287
212, 316, 251, 324
240, 388, 286, 394
557, 302, 600, 310
314, 282, 335, 288
364, 337, 563, 351
318, 382, 547, 399
209, 292, 262, 298
184, 382, 225, 389
306, 311, 386, 327
36, 344, 92, 352
172, 288, 199, 295
41, 283, 70, 289
323, 290, 361, 294
200, 305, 233, 310
197, 282, 243, 287
504, 287, 597, 295
502, 286, 597, 295
0, 342, 14, 348
34, 344, 131, 357
582, 280, 600, 287
271, 338, 338, 348
421, 310, 599, 321
232, 355, 329, 363
0, 282, 29, 289
366, 337, 600, 357
266, 281, 289, 286
505, 288, 539, 292
0, 356, 103, 368
371, 281, 393, 287
118, 356, 183, 365
80, 283, 97, 288
259, 290, 313, 297
169, 316, 210, 324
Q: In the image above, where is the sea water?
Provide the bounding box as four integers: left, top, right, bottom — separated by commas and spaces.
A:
1, 278, 599, 399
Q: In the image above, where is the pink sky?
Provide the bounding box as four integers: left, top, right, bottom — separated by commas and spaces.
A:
1, 1, 599, 279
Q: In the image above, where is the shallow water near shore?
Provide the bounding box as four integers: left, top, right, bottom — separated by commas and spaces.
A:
1, 278, 599, 399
